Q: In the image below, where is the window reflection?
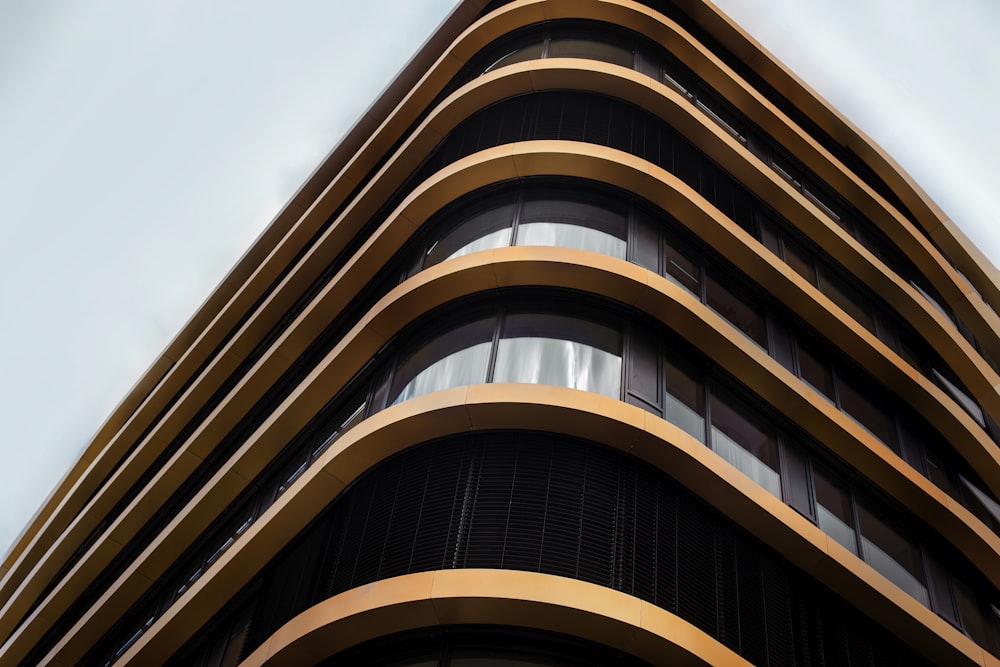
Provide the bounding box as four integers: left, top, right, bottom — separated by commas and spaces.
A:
664, 359, 705, 442
813, 466, 857, 554
857, 500, 929, 606
494, 313, 622, 397
391, 319, 494, 404
424, 200, 516, 269
709, 389, 780, 497
517, 196, 627, 258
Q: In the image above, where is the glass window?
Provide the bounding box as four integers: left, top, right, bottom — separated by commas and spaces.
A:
709, 388, 781, 497
425, 199, 516, 269
493, 313, 622, 398
813, 465, 857, 555
547, 36, 634, 69
391, 318, 495, 404
836, 371, 899, 452
483, 42, 544, 73
662, 232, 701, 294
664, 359, 705, 442
959, 476, 1000, 532
796, 340, 835, 400
705, 266, 767, 347
932, 368, 986, 427
516, 196, 627, 259
782, 235, 816, 285
312, 401, 366, 459
856, 498, 929, 606
954, 579, 994, 648
632, 209, 660, 272
817, 269, 875, 332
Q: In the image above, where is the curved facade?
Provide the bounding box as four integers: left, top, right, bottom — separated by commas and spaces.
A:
4, 1, 1000, 666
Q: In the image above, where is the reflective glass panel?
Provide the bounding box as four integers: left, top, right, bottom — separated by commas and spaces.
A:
663, 233, 700, 294
953, 579, 993, 649
425, 200, 516, 268
782, 236, 817, 284
836, 371, 898, 452
813, 466, 857, 554
664, 359, 705, 442
483, 42, 544, 73
547, 37, 634, 68
856, 499, 929, 606
705, 266, 767, 347
516, 196, 626, 259
818, 269, 875, 332
494, 313, 622, 398
391, 318, 495, 404
709, 389, 780, 497
796, 340, 835, 400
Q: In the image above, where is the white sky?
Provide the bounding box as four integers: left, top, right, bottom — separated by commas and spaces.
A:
0, 0, 997, 555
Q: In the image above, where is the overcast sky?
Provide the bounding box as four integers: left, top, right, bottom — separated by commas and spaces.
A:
0, 1, 997, 555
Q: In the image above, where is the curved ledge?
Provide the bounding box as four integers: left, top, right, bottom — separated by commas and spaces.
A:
114, 391, 985, 667
667, 0, 1000, 317
32, 255, 1000, 665
8, 139, 1000, 665
238, 570, 749, 667
461, 0, 1000, 376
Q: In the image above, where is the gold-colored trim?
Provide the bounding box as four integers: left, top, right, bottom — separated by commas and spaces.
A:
30, 249, 999, 665
8, 140, 1000, 664
239, 570, 749, 667
104, 391, 986, 667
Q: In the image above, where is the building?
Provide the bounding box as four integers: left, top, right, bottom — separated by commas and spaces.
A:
3, 0, 1000, 664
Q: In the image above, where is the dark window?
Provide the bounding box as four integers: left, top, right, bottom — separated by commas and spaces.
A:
856, 499, 929, 606
664, 358, 705, 443
547, 36, 634, 68
705, 266, 767, 347
424, 199, 516, 269
390, 318, 495, 404
813, 465, 857, 555
709, 388, 781, 497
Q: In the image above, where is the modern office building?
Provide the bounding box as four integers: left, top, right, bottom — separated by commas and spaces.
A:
4, 0, 1000, 665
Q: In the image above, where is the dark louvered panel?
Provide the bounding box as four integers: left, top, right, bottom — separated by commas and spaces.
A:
377, 454, 431, 579
540, 450, 584, 585
559, 95, 588, 141
821, 607, 851, 667
324, 469, 378, 595
408, 448, 468, 572
349, 463, 400, 587
844, 613, 876, 667
583, 97, 612, 147
676, 493, 718, 638
607, 104, 632, 154
573, 447, 618, 586
761, 557, 794, 667
714, 527, 741, 653
789, 593, 825, 667
173, 434, 940, 667
461, 445, 516, 569
653, 481, 679, 614
734, 537, 767, 666
532, 94, 563, 140
627, 470, 658, 602
247, 525, 326, 651
638, 117, 663, 171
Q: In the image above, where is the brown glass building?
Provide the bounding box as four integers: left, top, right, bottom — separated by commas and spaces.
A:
4, 1, 1000, 665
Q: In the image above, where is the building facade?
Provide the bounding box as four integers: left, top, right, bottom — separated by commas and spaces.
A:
4, 1, 1000, 665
